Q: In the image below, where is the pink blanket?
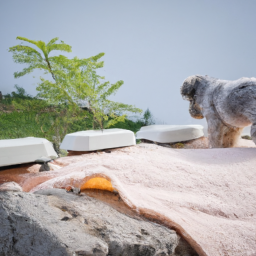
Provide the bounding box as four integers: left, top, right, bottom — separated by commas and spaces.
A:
29, 144, 256, 256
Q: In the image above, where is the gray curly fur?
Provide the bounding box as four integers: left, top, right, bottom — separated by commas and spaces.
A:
181, 75, 256, 148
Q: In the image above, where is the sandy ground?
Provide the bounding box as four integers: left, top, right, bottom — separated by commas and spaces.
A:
1, 138, 256, 256
28, 142, 256, 256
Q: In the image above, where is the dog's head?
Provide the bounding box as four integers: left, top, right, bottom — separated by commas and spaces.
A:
181, 75, 204, 119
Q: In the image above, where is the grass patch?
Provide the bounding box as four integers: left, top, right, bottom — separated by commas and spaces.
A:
242, 135, 252, 140
0, 95, 146, 153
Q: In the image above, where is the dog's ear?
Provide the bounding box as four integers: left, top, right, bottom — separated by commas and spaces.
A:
181, 76, 201, 100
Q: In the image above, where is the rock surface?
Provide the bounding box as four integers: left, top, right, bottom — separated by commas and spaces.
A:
0, 181, 22, 192
1, 142, 256, 256
162, 137, 255, 149
31, 144, 256, 256
0, 189, 197, 256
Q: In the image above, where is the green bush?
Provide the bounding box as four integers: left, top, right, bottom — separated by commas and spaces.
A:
0, 90, 145, 150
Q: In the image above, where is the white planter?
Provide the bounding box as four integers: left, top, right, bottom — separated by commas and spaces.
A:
60, 129, 135, 151
136, 125, 204, 143
0, 137, 58, 167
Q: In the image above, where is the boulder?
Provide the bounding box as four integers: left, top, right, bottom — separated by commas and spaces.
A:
0, 189, 197, 256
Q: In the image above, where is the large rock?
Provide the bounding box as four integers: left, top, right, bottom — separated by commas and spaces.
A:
0, 189, 197, 256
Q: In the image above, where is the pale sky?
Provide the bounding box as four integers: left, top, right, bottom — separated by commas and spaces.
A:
1, 0, 256, 133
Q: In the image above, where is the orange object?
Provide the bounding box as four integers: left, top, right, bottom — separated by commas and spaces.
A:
80, 177, 114, 192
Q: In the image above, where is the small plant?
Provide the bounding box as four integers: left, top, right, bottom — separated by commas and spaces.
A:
59, 149, 68, 157
142, 108, 155, 126
171, 142, 185, 149
242, 135, 252, 140
136, 139, 141, 144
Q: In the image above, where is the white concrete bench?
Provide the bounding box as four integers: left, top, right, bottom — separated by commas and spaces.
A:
0, 137, 58, 167
136, 125, 204, 143
60, 129, 136, 151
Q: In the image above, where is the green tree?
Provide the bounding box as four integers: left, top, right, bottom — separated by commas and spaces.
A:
9, 37, 142, 130
142, 108, 155, 126
9, 37, 72, 80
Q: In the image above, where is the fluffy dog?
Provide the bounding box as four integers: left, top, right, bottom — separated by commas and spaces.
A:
181, 75, 256, 148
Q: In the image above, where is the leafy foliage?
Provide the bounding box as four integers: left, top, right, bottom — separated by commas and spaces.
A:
0, 87, 85, 154
0, 87, 144, 155
9, 37, 142, 130
9, 37, 72, 79
142, 108, 155, 126
241, 135, 252, 140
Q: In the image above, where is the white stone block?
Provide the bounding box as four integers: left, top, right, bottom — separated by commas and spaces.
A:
136, 125, 204, 143
60, 129, 135, 151
0, 137, 58, 167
